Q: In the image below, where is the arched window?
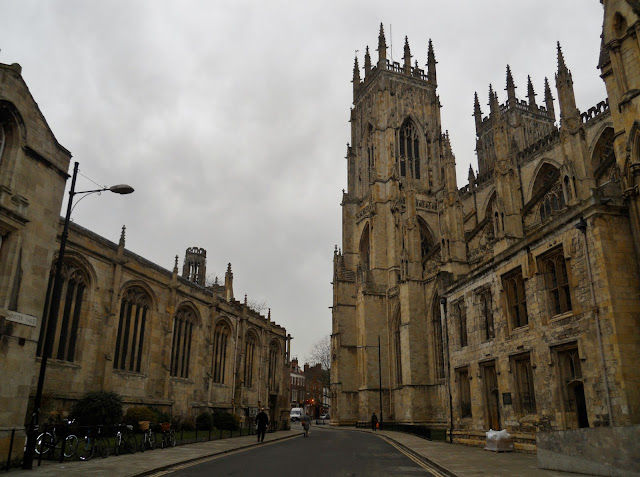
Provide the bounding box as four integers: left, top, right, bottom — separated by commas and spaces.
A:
268, 341, 280, 389
359, 224, 370, 272
502, 268, 528, 329
391, 304, 402, 386
481, 290, 494, 341
432, 299, 445, 379
0, 125, 5, 165
37, 261, 88, 362
244, 332, 257, 388
212, 321, 231, 384
540, 248, 572, 316
398, 119, 420, 179
170, 305, 196, 378
454, 301, 468, 348
418, 218, 434, 263
113, 287, 150, 372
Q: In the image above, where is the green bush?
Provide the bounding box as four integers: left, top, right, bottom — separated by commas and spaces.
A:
181, 415, 195, 431
213, 410, 239, 431
123, 406, 156, 432
196, 412, 214, 430
69, 391, 123, 426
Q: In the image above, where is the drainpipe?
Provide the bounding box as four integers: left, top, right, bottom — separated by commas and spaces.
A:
575, 217, 613, 426
440, 296, 454, 443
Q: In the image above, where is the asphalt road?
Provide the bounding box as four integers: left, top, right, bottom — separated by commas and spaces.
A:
158, 426, 436, 477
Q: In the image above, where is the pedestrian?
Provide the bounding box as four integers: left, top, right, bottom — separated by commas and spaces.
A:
255, 407, 269, 443
371, 412, 378, 431
301, 411, 311, 437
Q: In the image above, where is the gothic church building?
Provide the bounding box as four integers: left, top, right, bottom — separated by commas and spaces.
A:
331, 1, 640, 449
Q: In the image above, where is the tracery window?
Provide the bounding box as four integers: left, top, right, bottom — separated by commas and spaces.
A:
268, 341, 279, 389
457, 367, 472, 418
433, 298, 445, 380
113, 287, 150, 372
170, 306, 196, 378
539, 184, 566, 221
37, 262, 88, 362
539, 247, 572, 316
512, 354, 536, 415
398, 120, 420, 179
502, 267, 528, 329
453, 301, 468, 348
212, 321, 231, 384
480, 290, 494, 341
244, 332, 257, 388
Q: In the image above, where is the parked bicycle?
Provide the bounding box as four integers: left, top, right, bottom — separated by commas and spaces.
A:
114, 424, 137, 455
35, 419, 78, 460
78, 426, 110, 461
159, 422, 176, 448
139, 421, 156, 451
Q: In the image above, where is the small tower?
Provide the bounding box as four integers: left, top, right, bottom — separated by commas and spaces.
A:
364, 46, 372, 77
403, 36, 411, 75
544, 77, 555, 120
555, 42, 580, 130
225, 263, 234, 302
527, 75, 537, 110
473, 92, 483, 129
427, 39, 437, 85
377, 23, 387, 67
505, 65, 517, 105
182, 247, 207, 286
353, 55, 361, 97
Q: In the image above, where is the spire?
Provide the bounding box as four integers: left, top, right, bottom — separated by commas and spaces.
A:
377, 23, 387, 67
119, 225, 126, 248
225, 263, 234, 302
364, 46, 371, 77
527, 75, 537, 109
544, 76, 555, 120
427, 39, 437, 84
474, 91, 483, 129
403, 36, 411, 74
353, 55, 361, 97
468, 163, 476, 185
173, 255, 178, 274
505, 65, 516, 104
489, 84, 500, 116
555, 42, 579, 129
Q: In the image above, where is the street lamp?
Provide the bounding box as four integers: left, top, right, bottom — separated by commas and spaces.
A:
23, 161, 133, 469
358, 335, 383, 430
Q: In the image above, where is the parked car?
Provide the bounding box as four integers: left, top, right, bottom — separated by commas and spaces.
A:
319, 413, 330, 420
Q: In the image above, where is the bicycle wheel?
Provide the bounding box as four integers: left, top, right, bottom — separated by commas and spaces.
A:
63, 435, 78, 458
124, 434, 137, 454
169, 430, 176, 447
149, 432, 156, 450
35, 432, 53, 455
98, 437, 110, 458
140, 434, 146, 452
78, 437, 95, 461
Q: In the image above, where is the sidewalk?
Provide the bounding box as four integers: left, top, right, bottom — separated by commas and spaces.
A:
346, 427, 581, 477
10, 425, 585, 477
13, 429, 303, 477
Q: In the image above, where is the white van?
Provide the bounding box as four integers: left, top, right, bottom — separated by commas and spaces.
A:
290, 407, 303, 422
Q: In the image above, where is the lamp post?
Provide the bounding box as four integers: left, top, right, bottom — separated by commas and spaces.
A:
23, 161, 133, 469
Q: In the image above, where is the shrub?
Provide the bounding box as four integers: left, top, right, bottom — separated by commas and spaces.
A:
213, 410, 239, 431
196, 412, 214, 430
70, 391, 123, 426
123, 406, 156, 432
181, 415, 195, 431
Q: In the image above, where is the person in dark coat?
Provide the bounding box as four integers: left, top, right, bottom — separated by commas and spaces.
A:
371, 412, 378, 431
255, 408, 269, 443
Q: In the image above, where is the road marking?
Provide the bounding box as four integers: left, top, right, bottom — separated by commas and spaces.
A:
146, 435, 303, 476
380, 436, 447, 477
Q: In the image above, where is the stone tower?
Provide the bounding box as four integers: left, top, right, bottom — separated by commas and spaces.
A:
182, 247, 207, 286
331, 26, 450, 425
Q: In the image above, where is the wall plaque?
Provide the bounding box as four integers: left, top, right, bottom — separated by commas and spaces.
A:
502, 392, 512, 405
6, 311, 37, 327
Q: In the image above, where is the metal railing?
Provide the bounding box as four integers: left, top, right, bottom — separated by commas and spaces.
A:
355, 421, 447, 441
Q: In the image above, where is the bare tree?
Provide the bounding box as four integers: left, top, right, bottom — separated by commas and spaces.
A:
307, 335, 331, 387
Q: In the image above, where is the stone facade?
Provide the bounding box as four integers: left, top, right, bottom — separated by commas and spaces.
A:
0, 62, 72, 462
0, 61, 291, 465
331, 3, 640, 450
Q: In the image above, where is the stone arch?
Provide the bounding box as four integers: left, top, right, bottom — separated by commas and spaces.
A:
0, 100, 27, 177
118, 279, 158, 313
528, 159, 562, 202
113, 284, 153, 373
417, 215, 435, 262
481, 189, 497, 222
243, 328, 260, 388
174, 300, 201, 326
397, 117, 423, 179
359, 222, 371, 271
212, 317, 234, 384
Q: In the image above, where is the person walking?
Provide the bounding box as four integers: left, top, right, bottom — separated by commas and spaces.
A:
255, 407, 269, 443
371, 412, 378, 431
301, 412, 311, 437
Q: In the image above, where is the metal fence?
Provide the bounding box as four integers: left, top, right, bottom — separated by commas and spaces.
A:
2, 419, 291, 472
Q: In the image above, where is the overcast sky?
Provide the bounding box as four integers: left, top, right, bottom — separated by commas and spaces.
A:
0, 1, 604, 363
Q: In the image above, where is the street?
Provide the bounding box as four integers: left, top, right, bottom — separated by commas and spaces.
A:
159, 426, 437, 476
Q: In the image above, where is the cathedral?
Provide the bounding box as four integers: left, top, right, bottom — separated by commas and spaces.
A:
331, 1, 640, 450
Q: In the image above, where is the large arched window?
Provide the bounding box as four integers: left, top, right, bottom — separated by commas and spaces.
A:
359, 223, 371, 272
244, 331, 258, 388
366, 124, 375, 185
391, 303, 402, 386
37, 261, 88, 362
480, 290, 494, 341
432, 298, 445, 380
113, 287, 151, 372
212, 321, 231, 384
418, 217, 434, 264
398, 119, 420, 179
453, 301, 468, 348
268, 341, 280, 389
170, 305, 197, 379
539, 248, 572, 316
